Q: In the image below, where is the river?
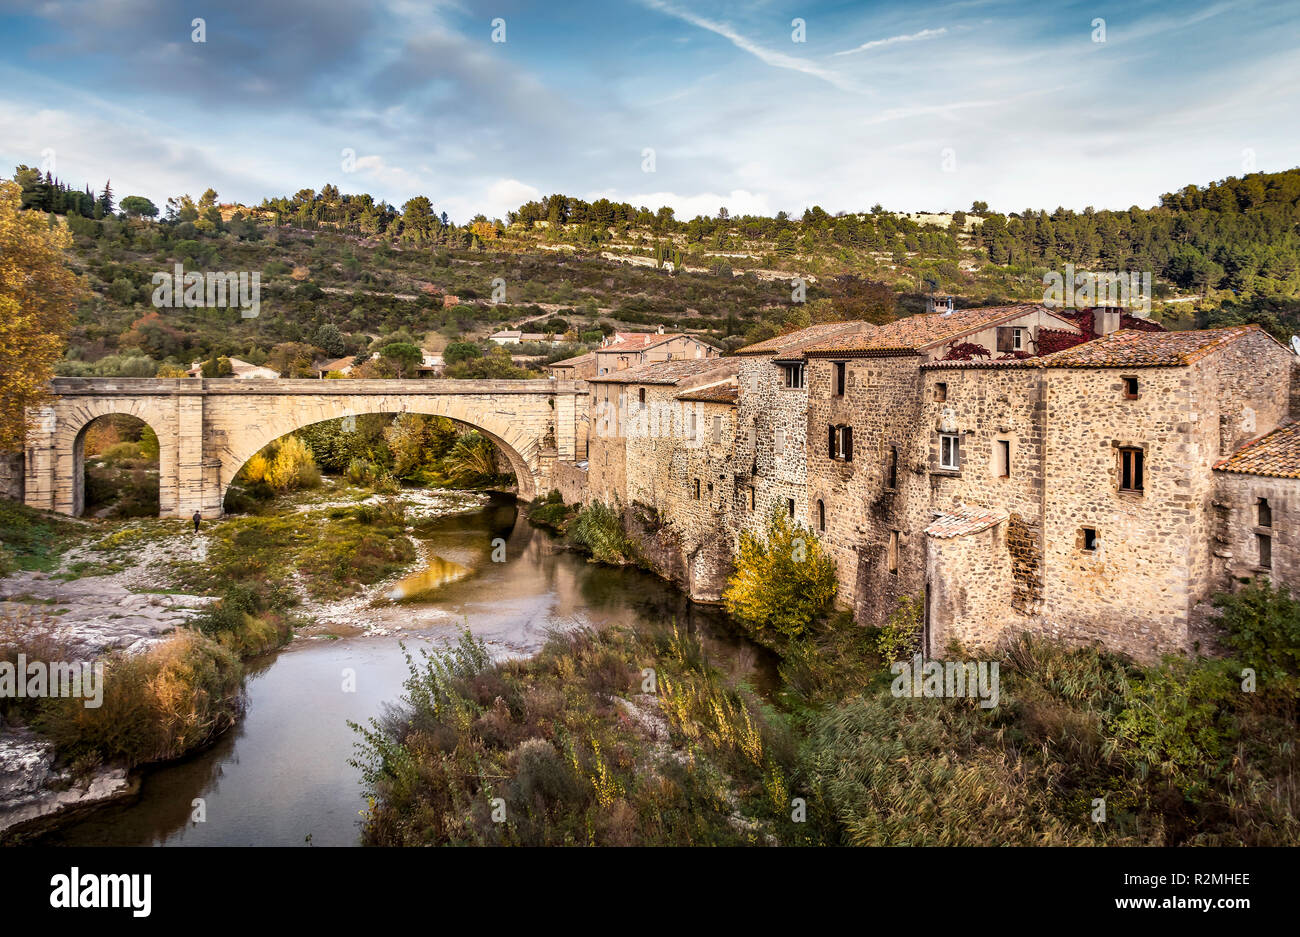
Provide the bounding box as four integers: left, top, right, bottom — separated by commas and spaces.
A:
38, 494, 773, 846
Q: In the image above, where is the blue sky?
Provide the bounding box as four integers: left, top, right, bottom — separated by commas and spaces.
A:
1, 0, 1296, 222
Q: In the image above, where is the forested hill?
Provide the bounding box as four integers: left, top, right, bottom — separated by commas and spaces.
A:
9, 164, 1300, 382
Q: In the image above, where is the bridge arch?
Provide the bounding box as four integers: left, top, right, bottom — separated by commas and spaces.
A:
55, 397, 177, 517
221, 399, 541, 505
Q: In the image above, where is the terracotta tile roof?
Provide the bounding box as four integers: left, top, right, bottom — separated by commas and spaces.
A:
549, 351, 596, 367
603, 332, 684, 350
588, 357, 738, 385
675, 380, 739, 404
804, 305, 1074, 357
925, 505, 1008, 539
1037, 325, 1267, 368
1215, 420, 1300, 479
734, 321, 874, 357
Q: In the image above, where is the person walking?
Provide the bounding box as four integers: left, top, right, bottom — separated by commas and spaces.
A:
192, 510, 202, 534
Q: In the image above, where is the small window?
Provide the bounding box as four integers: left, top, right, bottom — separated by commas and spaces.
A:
687, 411, 697, 439
817, 499, 825, 532
782, 363, 805, 389
1258, 498, 1272, 528
834, 361, 847, 396
887, 445, 898, 489
934, 382, 947, 402
996, 326, 1025, 353
712, 414, 723, 444
747, 487, 755, 511
1122, 376, 1139, 399
1257, 532, 1272, 569
638, 387, 646, 410
1082, 527, 1098, 551
888, 530, 899, 574
829, 425, 853, 461
996, 439, 1010, 478
939, 433, 960, 470
1119, 446, 1144, 493
786, 498, 795, 518
693, 479, 701, 500
774, 427, 786, 455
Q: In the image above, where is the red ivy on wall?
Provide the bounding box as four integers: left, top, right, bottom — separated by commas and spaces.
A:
941, 341, 992, 361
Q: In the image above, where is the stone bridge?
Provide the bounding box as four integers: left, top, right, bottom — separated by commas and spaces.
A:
22, 377, 586, 517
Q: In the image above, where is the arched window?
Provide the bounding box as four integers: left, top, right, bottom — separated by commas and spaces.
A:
817, 499, 826, 532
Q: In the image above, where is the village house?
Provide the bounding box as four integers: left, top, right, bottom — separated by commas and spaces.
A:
594, 328, 717, 375
548, 351, 598, 381
315, 355, 356, 378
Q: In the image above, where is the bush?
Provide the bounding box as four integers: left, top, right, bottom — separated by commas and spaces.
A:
1213, 579, 1300, 697
722, 509, 837, 646
527, 490, 571, 530
566, 501, 638, 565
876, 594, 924, 663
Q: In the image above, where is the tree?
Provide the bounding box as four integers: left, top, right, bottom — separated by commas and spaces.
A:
379, 341, 423, 378
314, 323, 346, 358
97, 180, 114, 216
0, 180, 81, 450
443, 341, 483, 365
723, 509, 837, 646
120, 196, 158, 219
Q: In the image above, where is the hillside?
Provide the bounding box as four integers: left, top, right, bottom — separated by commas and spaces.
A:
11, 165, 1300, 379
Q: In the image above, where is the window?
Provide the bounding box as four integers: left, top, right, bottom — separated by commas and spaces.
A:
774, 427, 786, 455
1082, 527, 1098, 551
939, 433, 961, 470
1122, 376, 1139, 399
1257, 532, 1272, 569
747, 487, 755, 511
687, 410, 697, 439
834, 362, 847, 396
1119, 446, 1144, 493
693, 479, 701, 500
817, 499, 826, 532
786, 498, 796, 518
712, 414, 723, 444
996, 326, 1025, 353
934, 382, 947, 402
888, 531, 899, 574
782, 363, 805, 389
1258, 498, 1272, 528
887, 446, 898, 489
638, 387, 646, 410
996, 439, 1011, 478
829, 424, 853, 461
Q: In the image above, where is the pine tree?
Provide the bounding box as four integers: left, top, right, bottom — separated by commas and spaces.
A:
98, 179, 114, 216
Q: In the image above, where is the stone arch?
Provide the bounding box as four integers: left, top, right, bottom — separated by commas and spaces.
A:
217, 394, 542, 507
58, 398, 176, 517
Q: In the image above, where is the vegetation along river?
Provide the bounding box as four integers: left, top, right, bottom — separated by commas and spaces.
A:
39, 495, 774, 846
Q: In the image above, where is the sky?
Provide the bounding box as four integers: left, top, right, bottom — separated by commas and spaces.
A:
0, 0, 1297, 223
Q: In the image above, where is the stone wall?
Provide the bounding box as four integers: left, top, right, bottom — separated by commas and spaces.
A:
550, 460, 589, 505
0, 453, 24, 502
732, 357, 815, 539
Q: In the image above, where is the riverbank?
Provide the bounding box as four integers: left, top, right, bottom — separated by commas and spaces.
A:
0, 479, 502, 841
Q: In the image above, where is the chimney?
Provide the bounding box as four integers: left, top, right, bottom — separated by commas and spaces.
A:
657, 324, 664, 334
1095, 307, 1121, 337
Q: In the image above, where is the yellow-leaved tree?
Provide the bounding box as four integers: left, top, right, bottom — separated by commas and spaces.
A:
0, 180, 82, 450
722, 508, 838, 646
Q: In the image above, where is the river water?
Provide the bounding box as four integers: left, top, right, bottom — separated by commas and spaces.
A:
40, 495, 772, 846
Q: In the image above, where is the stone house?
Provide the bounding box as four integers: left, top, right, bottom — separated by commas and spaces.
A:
801, 322, 1292, 663
729, 321, 876, 540
594, 330, 717, 376
1213, 418, 1300, 592
548, 351, 598, 381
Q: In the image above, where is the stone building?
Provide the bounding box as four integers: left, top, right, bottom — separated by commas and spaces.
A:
548, 351, 598, 381
594, 330, 717, 375
800, 320, 1293, 663
730, 321, 875, 539
1214, 419, 1300, 593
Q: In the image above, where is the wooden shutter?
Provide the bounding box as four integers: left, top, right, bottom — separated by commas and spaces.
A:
828, 424, 836, 458
844, 427, 854, 461
996, 327, 1014, 352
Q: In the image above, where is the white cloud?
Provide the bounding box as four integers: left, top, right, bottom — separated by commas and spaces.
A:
835, 27, 947, 56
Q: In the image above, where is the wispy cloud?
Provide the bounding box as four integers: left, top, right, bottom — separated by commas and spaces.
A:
836, 27, 947, 56
638, 0, 860, 93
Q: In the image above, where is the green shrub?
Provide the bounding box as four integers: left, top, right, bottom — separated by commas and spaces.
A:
875, 594, 924, 663
722, 509, 837, 646
566, 501, 638, 565
1212, 579, 1300, 697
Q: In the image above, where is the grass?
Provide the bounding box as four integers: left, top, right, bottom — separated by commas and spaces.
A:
0, 500, 84, 572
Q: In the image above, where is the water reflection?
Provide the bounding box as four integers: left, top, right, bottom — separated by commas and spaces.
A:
41, 493, 774, 846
